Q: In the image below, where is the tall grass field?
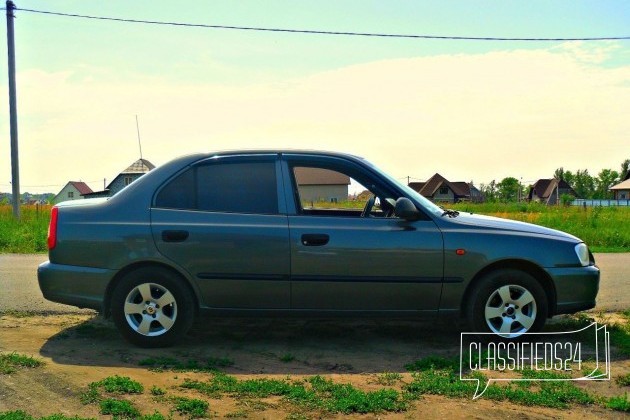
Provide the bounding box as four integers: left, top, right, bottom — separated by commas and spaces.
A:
0, 203, 628, 253
0, 205, 50, 253
451, 202, 630, 252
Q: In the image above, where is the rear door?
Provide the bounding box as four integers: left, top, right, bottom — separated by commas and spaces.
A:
151, 154, 291, 309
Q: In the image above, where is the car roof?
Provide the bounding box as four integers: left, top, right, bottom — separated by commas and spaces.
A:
198, 149, 365, 161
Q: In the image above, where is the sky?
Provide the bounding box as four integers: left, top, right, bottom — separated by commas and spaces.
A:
0, 0, 629, 194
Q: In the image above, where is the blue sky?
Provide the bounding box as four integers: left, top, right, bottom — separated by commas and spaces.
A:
1, 1, 629, 193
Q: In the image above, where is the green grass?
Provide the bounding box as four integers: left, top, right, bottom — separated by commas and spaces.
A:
181, 372, 407, 414
0, 353, 43, 374
173, 397, 209, 418
450, 202, 630, 252
402, 355, 630, 411
99, 399, 139, 418
374, 372, 403, 386
150, 385, 166, 396
0, 412, 95, 420
617, 374, 630, 387
0, 205, 50, 253
96, 375, 144, 394
5, 202, 629, 253
607, 394, 630, 412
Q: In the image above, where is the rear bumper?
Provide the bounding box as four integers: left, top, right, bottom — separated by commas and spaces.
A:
547, 265, 600, 315
37, 261, 114, 312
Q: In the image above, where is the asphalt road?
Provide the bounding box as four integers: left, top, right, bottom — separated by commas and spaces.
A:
0, 253, 628, 314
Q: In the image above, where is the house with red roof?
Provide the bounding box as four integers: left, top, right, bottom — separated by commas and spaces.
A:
52, 181, 93, 204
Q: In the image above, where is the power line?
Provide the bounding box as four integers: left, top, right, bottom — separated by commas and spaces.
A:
14, 7, 630, 42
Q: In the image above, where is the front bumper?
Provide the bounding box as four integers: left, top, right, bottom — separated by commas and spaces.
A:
37, 261, 115, 312
547, 264, 600, 315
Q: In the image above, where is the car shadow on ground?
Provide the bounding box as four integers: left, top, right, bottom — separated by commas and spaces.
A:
39, 315, 464, 374
40, 313, 621, 375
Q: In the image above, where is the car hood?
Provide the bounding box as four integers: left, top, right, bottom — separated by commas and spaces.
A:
446, 212, 581, 242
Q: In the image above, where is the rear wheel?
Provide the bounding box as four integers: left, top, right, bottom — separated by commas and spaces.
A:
111, 267, 195, 347
467, 269, 547, 338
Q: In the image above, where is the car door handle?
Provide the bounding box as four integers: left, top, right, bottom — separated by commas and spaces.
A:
162, 230, 189, 243
301, 234, 329, 246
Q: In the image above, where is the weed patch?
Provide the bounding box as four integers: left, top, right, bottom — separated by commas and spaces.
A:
0, 353, 43, 374
96, 375, 144, 394
607, 394, 630, 412
617, 373, 630, 387
99, 399, 139, 418
0, 412, 94, 420
173, 397, 209, 418
182, 372, 406, 414
374, 372, 403, 386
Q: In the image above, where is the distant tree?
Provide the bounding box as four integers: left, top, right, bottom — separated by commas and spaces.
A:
480, 180, 497, 202
621, 159, 630, 181
572, 169, 595, 199
554, 167, 565, 181
594, 169, 619, 199
496, 177, 520, 202
563, 170, 575, 188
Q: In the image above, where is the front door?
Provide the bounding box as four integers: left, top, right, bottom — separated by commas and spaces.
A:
283, 154, 444, 312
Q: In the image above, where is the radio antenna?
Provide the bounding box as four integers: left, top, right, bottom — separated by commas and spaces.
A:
135, 115, 143, 161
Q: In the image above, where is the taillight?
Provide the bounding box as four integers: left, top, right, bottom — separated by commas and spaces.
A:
47, 206, 58, 250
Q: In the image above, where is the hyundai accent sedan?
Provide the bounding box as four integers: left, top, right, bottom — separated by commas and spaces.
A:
38, 151, 599, 347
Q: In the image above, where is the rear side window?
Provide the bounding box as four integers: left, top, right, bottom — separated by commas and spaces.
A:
155, 161, 278, 214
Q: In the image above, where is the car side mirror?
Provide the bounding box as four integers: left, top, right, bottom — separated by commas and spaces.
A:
394, 197, 421, 221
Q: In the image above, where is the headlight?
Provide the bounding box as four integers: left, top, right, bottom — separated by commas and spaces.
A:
574, 243, 590, 267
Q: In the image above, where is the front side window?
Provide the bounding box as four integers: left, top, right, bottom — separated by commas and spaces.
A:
155, 161, 278, 214
291, 165, 393, 218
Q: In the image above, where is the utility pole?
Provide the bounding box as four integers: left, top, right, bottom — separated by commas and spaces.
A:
6, 1, 20, 219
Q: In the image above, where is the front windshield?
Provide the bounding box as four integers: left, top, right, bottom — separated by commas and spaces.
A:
360, 158, 444, 217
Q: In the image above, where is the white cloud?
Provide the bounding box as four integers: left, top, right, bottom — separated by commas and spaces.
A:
1, 42, 628, 193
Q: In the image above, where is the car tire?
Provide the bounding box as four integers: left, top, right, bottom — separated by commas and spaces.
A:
467, 269, 547, 338
111, 267, 195, 347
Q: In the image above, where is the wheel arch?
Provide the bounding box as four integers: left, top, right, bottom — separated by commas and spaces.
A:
461, 259, 557, 317
103, 261, 200, 318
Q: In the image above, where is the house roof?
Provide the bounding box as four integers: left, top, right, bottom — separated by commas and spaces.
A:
530, 179, 574, 199
409, 176, 477, 198
294, 167, 351, 186
611, 179, 630, 190
450, 182, 473, 197
121, 158, 155, 174
69, 181, 93, 195
408, 182, 426, 192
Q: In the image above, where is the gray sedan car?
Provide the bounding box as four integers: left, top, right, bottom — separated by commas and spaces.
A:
38, 151, 599, 347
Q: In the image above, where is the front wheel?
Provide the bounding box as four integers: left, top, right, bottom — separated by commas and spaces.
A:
111, 267, 195, 347
467, 269, 548, 338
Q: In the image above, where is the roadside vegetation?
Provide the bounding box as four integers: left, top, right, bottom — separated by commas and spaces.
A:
1, 202, 629, 253
2, 311, 630, 418
450, 202, 630, 252
0, 205, 49, 253
0, 352, 43, 374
